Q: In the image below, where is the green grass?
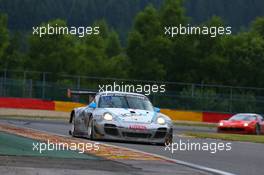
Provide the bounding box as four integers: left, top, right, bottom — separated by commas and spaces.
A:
173, 121, 217, 128
184, 132, 264, 144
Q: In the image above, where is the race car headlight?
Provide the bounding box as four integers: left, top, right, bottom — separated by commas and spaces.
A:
219, 122, 224, 126
103, 113, 113, 121
244, 123, 249, 127
157, 117, 166, 125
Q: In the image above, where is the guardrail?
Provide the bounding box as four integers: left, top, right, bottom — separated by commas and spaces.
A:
0, 97, 231, 123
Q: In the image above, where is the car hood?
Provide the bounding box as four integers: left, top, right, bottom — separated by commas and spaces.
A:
105, 108, 156, 123
223, 120, 253, 125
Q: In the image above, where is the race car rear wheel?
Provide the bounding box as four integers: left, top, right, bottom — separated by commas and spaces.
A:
256, 124, 261, 135
87, 118, 95, 140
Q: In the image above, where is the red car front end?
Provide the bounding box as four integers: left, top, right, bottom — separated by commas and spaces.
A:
217, 120, 257, 134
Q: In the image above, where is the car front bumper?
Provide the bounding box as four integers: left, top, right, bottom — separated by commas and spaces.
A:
93, 119, 173, 144
217, 126, 255, 134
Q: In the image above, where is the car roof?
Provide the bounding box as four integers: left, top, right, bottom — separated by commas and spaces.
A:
235, 113, 259, 116
234, 113, 263, 118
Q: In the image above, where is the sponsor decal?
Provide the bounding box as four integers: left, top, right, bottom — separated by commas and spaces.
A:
129, 125, 147, 130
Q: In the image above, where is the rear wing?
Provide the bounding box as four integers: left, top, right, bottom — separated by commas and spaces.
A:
67, 89, 97, 103
67, 89, 97, 98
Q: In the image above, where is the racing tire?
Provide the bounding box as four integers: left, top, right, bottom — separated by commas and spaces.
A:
69, 115, 76, 137
87, 118, 95, 140
164, 133, 173, 146
157, 133, 173, 146
164, 128, 173, 146
256, 124, 261, 135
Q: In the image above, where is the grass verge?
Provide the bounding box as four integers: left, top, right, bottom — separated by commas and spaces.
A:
174, 121, 217, 128
184, 132, 264, 144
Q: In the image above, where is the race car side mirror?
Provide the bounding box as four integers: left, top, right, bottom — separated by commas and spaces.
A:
154, 107, 160, 113
89, 102, 97, 109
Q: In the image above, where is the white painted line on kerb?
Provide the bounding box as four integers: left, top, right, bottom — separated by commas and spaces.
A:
4, 121, 236, 175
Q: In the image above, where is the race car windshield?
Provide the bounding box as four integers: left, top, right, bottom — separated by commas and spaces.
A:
229, 114, 256, 121
99, 95, 153, 111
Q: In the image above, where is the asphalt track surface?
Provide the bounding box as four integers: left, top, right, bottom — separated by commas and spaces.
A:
1, 119, 263, 175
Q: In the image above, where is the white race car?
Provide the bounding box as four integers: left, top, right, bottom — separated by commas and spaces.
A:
69, 90, 173, 145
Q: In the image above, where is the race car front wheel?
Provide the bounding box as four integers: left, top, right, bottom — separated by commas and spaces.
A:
164, 134, 173, 146
157, 132, 173, 146
87, 118, 95, 140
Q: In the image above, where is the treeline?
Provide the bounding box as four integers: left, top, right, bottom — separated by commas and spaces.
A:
1, 0, 264, 39
0, 0, 264, 88
185, 0, 264, 31
0, 0, 162, 41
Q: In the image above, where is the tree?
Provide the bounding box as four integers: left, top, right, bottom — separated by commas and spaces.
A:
192, 16, 229, 84
75, 20, 129, 78
105, 31, 122, 58
26, 19, 78, 77
251, 17, 264, 38
160, 0, 188, 27
1, 32, 25, 69
127, 5, 166, 80
133, 5, 161, 40
222, 31, 264, 87
159, 0, 197, 82
0, 14, 9, 66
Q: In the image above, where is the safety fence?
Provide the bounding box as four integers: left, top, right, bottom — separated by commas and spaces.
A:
1, 69, 264, 114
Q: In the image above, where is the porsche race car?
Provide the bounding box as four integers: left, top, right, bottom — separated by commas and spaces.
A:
69, 91, 173, 145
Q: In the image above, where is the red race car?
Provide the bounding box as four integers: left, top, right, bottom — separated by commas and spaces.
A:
217, 113, 264, 135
